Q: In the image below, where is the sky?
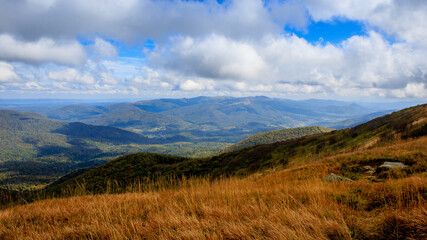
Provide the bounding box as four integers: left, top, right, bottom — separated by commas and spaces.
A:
0, 0, 426, 101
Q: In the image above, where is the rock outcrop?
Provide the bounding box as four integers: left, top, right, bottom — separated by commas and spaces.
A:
323, 173, 354, 182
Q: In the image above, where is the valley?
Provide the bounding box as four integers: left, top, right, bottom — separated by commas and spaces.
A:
0, 96, 401, 190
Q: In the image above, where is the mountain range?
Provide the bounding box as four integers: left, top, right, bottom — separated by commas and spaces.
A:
41, 96, 395, 140
0, 96, 424, 190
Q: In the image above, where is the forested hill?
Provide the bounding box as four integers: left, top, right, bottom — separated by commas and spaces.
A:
42, 96, 384, 139
0, 110, 186, 190
221, 126, 333, 152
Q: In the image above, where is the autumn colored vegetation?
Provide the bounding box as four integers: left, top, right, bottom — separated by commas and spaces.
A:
0, 155, 425, 239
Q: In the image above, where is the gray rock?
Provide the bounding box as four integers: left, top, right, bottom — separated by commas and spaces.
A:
379, 161, 408, 168
323, 173, 354, 182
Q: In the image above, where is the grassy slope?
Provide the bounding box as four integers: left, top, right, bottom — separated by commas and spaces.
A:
222, 126, 333, 152
46, 104, 427, 194
0, 138, 425, 239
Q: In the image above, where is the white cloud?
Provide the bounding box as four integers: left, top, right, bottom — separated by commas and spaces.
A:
179, 79, 215, 91
269, 0, 309, 30
0, 34, 86, 65
233, 82, 273, 92
100, 72, 119, 85
150, 35, 268, 81
48, 68, 95, 85
147, 30, 427, 98
129, 67, 172, 90
93, 38, 118, 59
149, 34, 341, 85
0, 61, 20, 83
180, 80, 205, 91
0, 0, 277, 42
391, 83, 427, 98
302, 0, 427, 45
24, 81, 46, 90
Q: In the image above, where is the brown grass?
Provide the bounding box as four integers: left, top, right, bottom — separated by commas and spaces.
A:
0, 170, 425, 239
0, 137, 426, 240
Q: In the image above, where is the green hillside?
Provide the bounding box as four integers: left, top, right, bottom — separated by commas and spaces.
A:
46, 104, 427, 194
0, 110, 224, 190
222, 126, 333, 152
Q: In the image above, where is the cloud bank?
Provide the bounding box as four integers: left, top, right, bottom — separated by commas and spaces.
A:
0, 0, 426, 100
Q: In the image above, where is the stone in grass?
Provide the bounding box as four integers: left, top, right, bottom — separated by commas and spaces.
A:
323, 173, 354, 182
379, 161, 408, 168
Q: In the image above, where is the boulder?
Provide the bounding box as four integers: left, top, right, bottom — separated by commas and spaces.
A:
323, 173, 353, 182
379, 161, 408, 168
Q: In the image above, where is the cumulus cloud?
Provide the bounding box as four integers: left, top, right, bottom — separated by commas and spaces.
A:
391, 83, 427, 98
147, 30, 427, 98
100, 72, 119, 85
0, 0, 277, 42
92, 38, 118, 59
269, 0, 309, 30
0, 61, 20, 83
180, 80, 206, 91
148, 34, 340, 84
302, 0, 427, 45
48, 68, 95, 85
150, 35, 269, 81
180, 79, 216, 91
0, 34, 86, 65
24, 81, 46, 90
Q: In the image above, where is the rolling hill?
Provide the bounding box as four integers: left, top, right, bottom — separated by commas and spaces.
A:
221, 126, 333, 152
45, 103, 427, 194
46, 104, 194, 134
0, 110, 195, 190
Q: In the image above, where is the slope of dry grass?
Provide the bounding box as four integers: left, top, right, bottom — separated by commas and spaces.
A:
0, 132, 426, 239
0, 160, 425, 239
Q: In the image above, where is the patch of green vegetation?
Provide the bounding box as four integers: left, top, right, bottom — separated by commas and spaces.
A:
222, 126, 333, 152
0, 110, 230, 190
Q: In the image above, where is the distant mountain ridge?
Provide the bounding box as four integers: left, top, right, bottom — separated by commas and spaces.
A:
43, 96, 384, 141
319, 110, 394, 129
46, 104, 193, 132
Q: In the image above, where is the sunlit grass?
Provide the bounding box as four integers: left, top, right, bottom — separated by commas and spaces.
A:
0, 162, 425, 239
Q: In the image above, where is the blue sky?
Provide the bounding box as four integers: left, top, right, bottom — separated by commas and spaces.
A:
0, 0, 426, 101
288, 19, 365, 44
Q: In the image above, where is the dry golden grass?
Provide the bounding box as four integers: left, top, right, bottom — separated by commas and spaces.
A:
0, 137, 426, 240
0, 170, 425, 239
